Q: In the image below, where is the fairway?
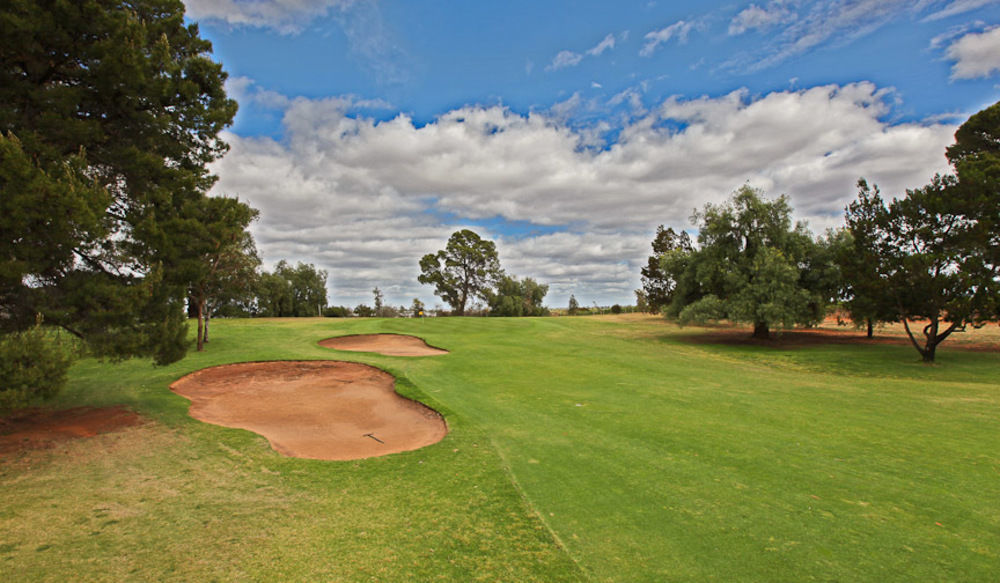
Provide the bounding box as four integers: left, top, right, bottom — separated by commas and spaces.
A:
2, 316, 998, 582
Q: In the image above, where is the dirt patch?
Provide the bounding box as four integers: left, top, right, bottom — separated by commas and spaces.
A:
318, 334, 448, 356
170, 361, 447, 461
0, 406, 146, 456
676, 323, 1000, 352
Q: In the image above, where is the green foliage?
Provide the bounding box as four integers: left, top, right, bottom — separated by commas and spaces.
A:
838, 180, 898, 336
322, 306, 353, 318
640, 225, 694, 313
843, 101, 1000, 361
568, 294, 580, 315
845, 174, 1000, 361
353, 304, 375, 317
410, 298, 425, 316
0, 326, 73, 410
488, 275, 550, 317
0, 0, 236, 365
255, 261, 328, 317
418, 230, 502, 316
181, 196, 260, 350
610, 304, 622, 314
667, 185, 837, 338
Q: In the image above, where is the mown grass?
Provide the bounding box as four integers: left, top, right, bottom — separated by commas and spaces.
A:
2, 315, 998, 581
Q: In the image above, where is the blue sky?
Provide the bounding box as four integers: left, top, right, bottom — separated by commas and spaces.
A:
183, 0, 1000, 308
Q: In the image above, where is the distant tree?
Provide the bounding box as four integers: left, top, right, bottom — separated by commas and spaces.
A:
666, 185, 837, 339
256, 271, 292, 317
373, 287, 385, 315
488, 276, 550, 317
411, 298, 426, 317
183, 197, 260, 351
256, 261, 328, 317
323, 306, 352, 318
418, 230, 502, 316
611, 304, 623, 314
354, 304, 374, 318
568, 294, 580, 316
641, 226, 694, 313
634, 289, 650, 313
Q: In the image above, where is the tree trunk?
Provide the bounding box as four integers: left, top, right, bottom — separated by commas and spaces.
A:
196, 296, 206, 352
866, 318, 873, 339
752, 322, 770, 339
203, 304, 211, 344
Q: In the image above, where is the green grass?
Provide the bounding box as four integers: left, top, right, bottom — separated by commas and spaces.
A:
2, 315, 998, 581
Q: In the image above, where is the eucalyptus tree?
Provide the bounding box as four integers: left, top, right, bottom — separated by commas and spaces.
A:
418, 230, 503, 316
665, 185, 838, 339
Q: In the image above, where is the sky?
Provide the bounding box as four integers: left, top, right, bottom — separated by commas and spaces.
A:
182, 0, 1000, 309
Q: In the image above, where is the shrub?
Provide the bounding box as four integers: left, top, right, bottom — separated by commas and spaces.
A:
0, 327, 74, 411
323, 306, 352, 318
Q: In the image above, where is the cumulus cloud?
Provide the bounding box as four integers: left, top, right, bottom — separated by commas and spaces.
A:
946, 26, 1000, 79
183, 0, 355, 34
211, 82, 955, 306
728, 2, 797, 35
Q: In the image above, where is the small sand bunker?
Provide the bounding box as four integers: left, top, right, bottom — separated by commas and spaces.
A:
319, 334, 448, 357
170, 361, 447, 461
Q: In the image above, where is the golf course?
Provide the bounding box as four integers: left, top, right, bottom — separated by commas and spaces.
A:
1, 315, 997, 581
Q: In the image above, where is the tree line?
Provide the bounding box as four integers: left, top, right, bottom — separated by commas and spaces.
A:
638, 100, 1000, 362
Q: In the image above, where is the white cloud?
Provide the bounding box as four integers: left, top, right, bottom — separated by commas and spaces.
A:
587, 34, 617, 56
725, 0, 978, 71
924, 0, 1000, 21
728, 2, 797, 35
640, 21, 695, 57
546, 32, 619, 71
546, 50, 584, 71
946, 26, 1000, 79
211, 82, 955, 306
183, 0, 355, 34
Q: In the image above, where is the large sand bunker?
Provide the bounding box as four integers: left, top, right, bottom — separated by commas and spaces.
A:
319, 333, 448, 356
170, 361, 447, 461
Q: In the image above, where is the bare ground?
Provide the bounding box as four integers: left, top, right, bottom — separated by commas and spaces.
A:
170, 360, 447, 461
318, 334, 448, 356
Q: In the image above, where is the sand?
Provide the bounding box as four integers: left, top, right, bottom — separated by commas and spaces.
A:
170, 360, 447, 461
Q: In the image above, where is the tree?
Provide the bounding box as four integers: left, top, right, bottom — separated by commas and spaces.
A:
666, 185, 836, 339
418, 230, 502, 316
256, 261, 328, 317
837, 180, 896, 337
372, 287, 388, 317
0, 0, 237, 367
640, 226, 694, 313
839, 101, 1000, 362
488, 276, 549, 317
568, 294, 580, 316
411, 298, 426, 317
845, 174, 999, 362
354, 304, 374, 318
183, 197, 260, 351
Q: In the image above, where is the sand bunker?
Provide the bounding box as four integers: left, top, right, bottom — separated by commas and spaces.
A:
319, 334, 448, 357
170, 361, 447, 461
